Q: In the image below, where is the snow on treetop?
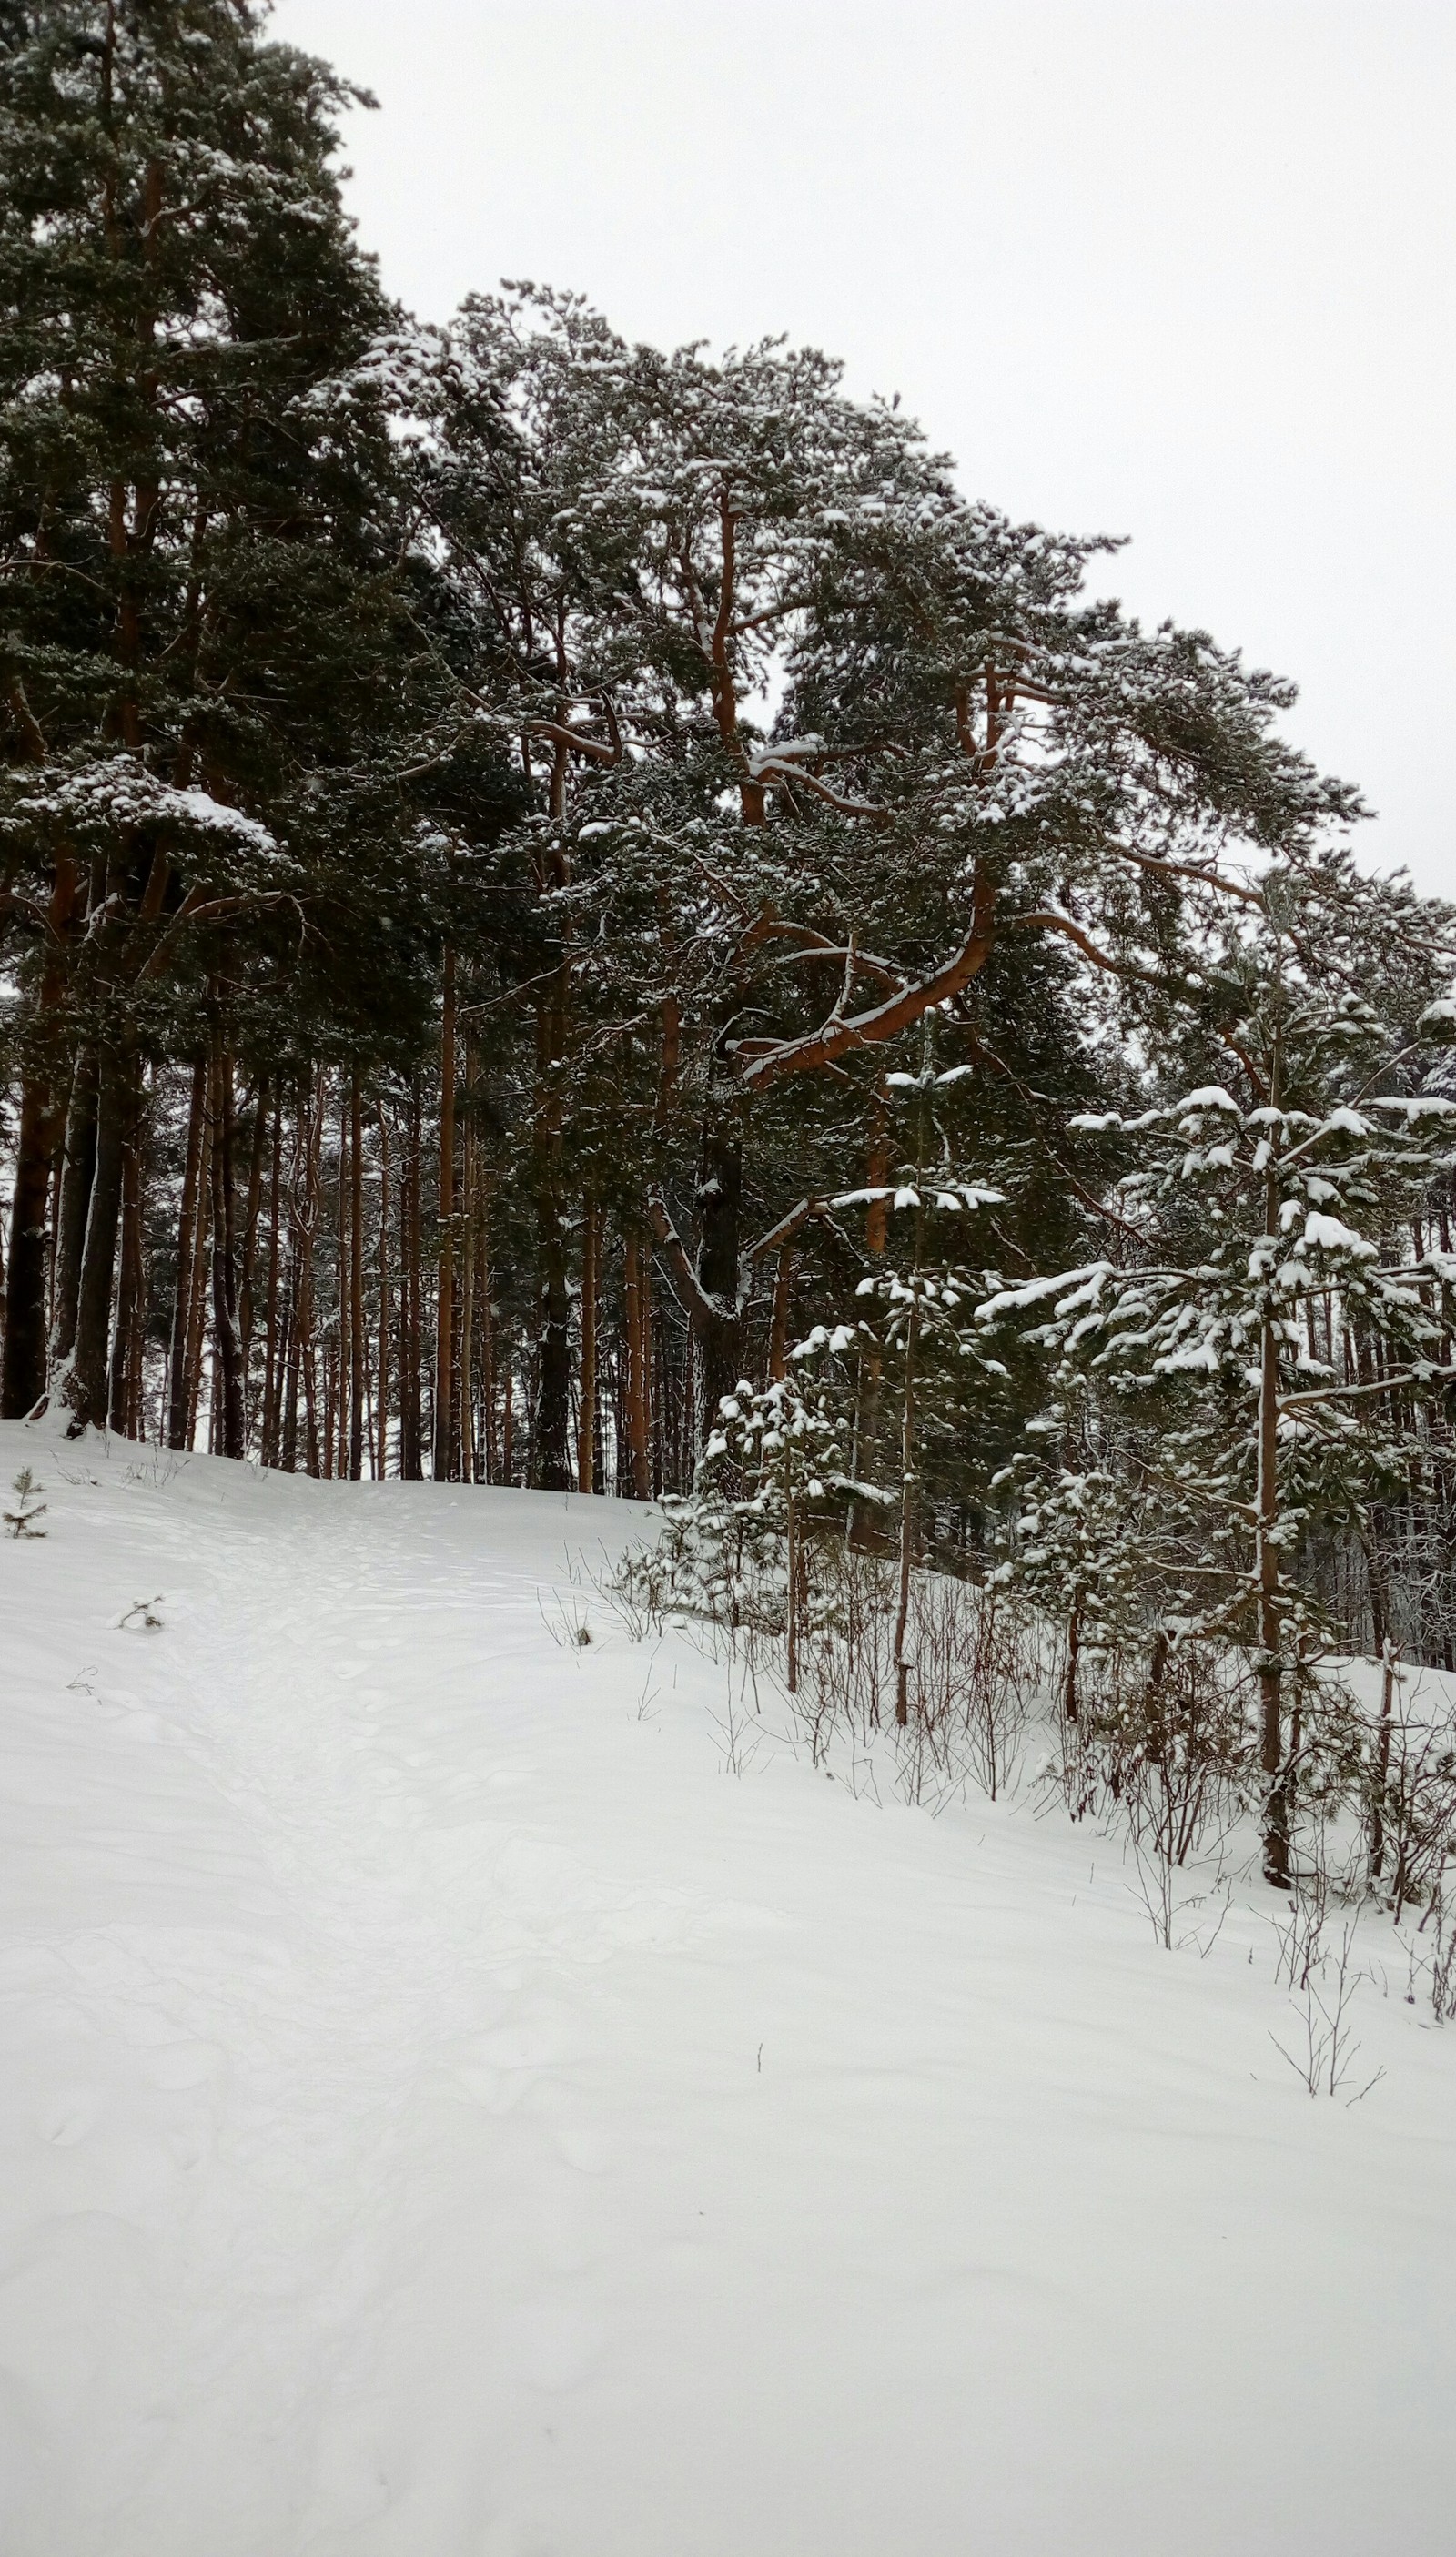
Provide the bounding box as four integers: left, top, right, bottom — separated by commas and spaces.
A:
1368, 1095, 1456, 1119
171, 789, 278, 852
1318, 1108, 1374, 1139
1300, 1212, 1378, 1258
8, 758, 279, 861
977, 1263, 1112, 1323
745, 737, 827, 775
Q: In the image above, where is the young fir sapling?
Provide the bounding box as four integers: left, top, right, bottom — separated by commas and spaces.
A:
5, 1469, 46, 1538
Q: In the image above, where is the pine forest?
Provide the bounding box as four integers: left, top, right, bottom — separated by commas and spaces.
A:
5, 0, 1456, 1911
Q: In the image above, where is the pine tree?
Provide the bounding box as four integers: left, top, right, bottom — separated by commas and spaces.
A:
978, 855, 1456, 1879
0, 0, 444, 1431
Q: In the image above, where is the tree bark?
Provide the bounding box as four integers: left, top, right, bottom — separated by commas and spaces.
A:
849, 1083, 892, 1551
297, 1073, 324, 1475
623, 1226, 652, 1501
334, 1075, 349, 1479
48, 1048, 98, 1382
1257, 1046, 1289, 1888
535, 1222, 571, 1488
892, 1284, 921, 1727
209, 1043, 245, 1460
167, 1058, 207, 1448
64, 1044, 129, 1434
577, 1198, 598, 1493
460, 1101, 475, 1483
376, 1107, 391, 1478
433, 948, 456, 1480
238, 1073, 269, 1381
768, 1238, 796, 1383
400, 1078, 422, 1479
182, 1080, 214, 1450
1, 846, 82, 1418
260, 1087, 284, 1466
693, 1111, 744, 1428
479, 1167, 496, 1484
2, 1073, 65, 1416
349, 1068, 365, 1480
107, 1068, 145, 1437
532, 975, 571, 1490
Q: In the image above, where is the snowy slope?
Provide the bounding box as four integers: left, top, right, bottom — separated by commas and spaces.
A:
1, 1419, 1453, 2557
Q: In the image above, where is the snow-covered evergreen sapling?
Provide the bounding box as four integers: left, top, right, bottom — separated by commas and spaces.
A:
852, 1220, 1009, 1723
835, 1040, 1011, 1722
5, 1469, 46, 1538
979, 958, 1456, 1884
697, 1366, 856, 1691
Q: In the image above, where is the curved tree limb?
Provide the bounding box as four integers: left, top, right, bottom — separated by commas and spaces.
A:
1009, 908, 1168, 989
734, 870, 996, 1092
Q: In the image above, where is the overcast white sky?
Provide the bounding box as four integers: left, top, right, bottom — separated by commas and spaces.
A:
273, 0, 1454, 895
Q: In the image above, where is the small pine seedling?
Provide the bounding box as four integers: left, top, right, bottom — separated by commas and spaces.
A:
4, 1468, 47, 1539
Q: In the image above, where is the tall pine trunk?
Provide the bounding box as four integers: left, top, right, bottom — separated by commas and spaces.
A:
623, 1226, 652, 1501
400, 1079, 423, 1479
48, 1047, 98, 1384
260, 1088, 284, 1466
849, 1080, 892, 1551
167, 1057, 207, 1448
238, 1074, 269, 1392
693, 1112, 743, 1430
433, 952, 456, 1480
349, 1069, 365, 1480
376, 1107, 391, 1478
64, 1043, 128, 1433
209, 1043, 245, 1460
182, 1089, 214, 1450
1257, 1029, 1289, 1888
298, 1099, 322, 1474
460, 1102, 475, 1483
2, 1073, 64, 1417
479, 1168, 496, 1483
107, 1071, 145, 1437
536, 1227, 571, 1488
577, 1198, 597, 1494
1, 847, 81, 1419
892, 1283, 921, 1728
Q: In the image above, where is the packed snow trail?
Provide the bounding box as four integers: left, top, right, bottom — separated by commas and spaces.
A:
1, 1422, 1453, 2555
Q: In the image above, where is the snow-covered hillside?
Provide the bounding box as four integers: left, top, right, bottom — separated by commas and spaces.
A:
1, 1419, 1453, 2557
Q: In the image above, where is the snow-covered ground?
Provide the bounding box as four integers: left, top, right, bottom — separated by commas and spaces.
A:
1, 1420, 1453, 2557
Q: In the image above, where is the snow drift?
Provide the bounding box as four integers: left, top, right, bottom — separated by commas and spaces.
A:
1, 1420, 1452, 2555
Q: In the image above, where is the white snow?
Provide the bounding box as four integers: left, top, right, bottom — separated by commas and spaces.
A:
2, 1419, 1454, 2556
1302, 1211, 1378, 1258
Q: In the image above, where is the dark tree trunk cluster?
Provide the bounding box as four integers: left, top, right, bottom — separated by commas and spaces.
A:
0, 985, 730, 1498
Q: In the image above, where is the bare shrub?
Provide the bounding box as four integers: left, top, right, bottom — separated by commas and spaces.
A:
1272, 1865, 1330, 1993
1428, 1895, 1456, 2023
906, 1573, 1036, 1804
800, 1547, 898, 1759
709, 1672, 763, 1778
1362, 1667, 1456, 1922
1127, 1835, 1231, 1954
539, 1591, 593, 1650
1041, 1631, 1250, 1862
1269, 1912, 1383, 2103
602, 1531, 684, 1643
1119, 1642, 1249, 1868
